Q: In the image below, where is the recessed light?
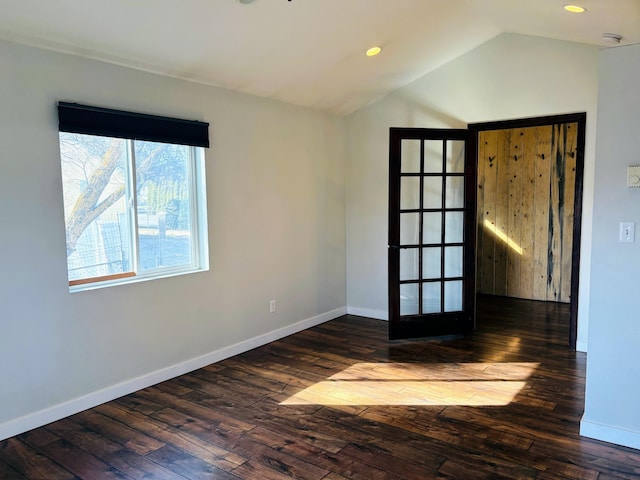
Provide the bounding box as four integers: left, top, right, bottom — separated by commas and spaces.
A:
564, 4, 587, 13
366, 46, 382, 57
237, 0, 255, 4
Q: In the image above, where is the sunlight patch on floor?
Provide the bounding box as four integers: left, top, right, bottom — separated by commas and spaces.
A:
280, 362, 539, 407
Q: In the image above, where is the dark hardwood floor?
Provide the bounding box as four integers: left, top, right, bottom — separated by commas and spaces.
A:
2, 295, 639, 479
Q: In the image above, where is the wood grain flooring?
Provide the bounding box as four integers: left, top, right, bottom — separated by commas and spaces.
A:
2, 295, 639, 479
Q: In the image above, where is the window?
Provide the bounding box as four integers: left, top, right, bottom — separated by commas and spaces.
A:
57, 103, 209, 290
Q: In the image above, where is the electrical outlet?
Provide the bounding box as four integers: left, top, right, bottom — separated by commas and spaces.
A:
269, 299, 276, 313
619, 222, 635, 243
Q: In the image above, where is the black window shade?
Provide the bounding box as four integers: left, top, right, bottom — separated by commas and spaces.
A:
57, 102, 209, 148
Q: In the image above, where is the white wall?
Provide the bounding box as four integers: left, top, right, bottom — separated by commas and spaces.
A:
0, 40, 346, 439
581, 43, 640, 449
345, 33, 599, 350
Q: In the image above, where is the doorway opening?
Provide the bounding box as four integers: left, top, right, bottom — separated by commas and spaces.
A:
469, 113, 586, 350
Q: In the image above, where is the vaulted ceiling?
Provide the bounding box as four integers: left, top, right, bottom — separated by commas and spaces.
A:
0, 0, 638, 115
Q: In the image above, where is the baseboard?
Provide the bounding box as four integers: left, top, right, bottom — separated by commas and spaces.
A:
580, 418, 640, 450
576, 340, 588, 353
347, 306, 388, 321
0, 306, 347, 442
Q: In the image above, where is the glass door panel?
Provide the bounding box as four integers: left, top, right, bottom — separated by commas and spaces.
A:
424, 140, 444, 173
401, 177, 421, 210
446, 140, 465, 173
445, 212, 464, 243
422, 247, 441, 279
422, 282, 441, 314
400, 283, 419, 315
444, 246, 464, 278
400, 213, 420, 245
401, 139, 421, 173
389, 128, 476, 340
444, 281, 463, 312
423, 177, 442, 209
400, 248, 419, 281
446, 177, 465, 208
423, 212, 442, 244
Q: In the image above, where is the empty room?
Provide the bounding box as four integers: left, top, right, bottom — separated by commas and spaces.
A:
1, 1, 640, 478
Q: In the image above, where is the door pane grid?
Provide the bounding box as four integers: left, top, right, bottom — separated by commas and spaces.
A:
395, 136, 468, 316
402, 139, 466, 315
389, 127, 475, 339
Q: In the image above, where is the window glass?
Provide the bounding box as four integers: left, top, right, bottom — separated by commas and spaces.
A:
59, 133, 207, 289
134, 140, 194, 271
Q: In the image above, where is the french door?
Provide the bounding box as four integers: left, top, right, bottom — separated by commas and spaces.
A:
388, 128, 477, 340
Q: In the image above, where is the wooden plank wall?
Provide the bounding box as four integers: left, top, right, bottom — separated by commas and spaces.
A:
476, 123, 577, 303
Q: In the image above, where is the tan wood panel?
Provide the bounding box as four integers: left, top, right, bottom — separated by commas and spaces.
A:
532, 125, 552, 300
493, 129, 510, 297
477, 123, 574, 304
479, 130, 498, 294
547, 125, 564, 302
506, 130, 524, 298
519, 127, 537, 299
561, 122, 578, 302
476, 131, 486, 293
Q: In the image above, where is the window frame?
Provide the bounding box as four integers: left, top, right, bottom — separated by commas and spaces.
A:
57, 103, 210, 292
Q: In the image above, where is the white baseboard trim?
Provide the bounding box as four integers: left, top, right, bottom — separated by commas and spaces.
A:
347, 306, 388, 321
580, 418, 640, 450
0, 306, 347, 442
576, 341, 588, 353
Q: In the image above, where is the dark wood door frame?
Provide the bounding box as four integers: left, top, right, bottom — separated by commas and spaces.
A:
469, 113, 586, 350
